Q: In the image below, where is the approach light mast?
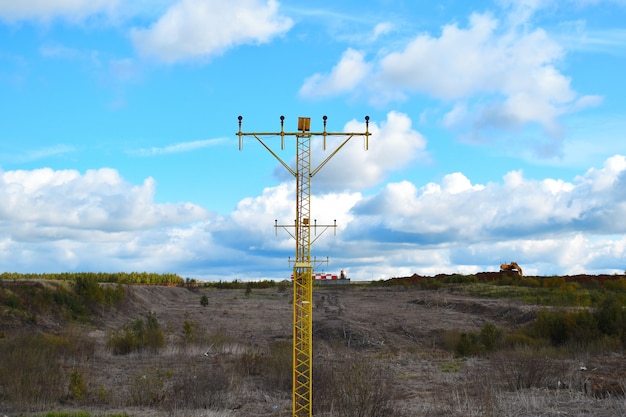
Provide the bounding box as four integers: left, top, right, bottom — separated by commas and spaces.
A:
237, 115, 370, 417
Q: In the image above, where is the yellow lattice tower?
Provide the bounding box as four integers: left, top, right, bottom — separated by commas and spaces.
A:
237, 115, 370, 417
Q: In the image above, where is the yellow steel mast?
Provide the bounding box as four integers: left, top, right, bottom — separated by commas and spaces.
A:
237, 115, 370, 417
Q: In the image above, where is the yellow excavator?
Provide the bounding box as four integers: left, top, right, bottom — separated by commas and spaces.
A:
500, 262, 523, 277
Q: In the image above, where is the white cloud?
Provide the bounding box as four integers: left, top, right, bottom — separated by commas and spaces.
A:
130, 0, 293, 63
0, 167, 208, 233
299, 48, 371, 98
223, 182, 362, 251
376, 11, 601, 135
575, 154, 626, 192
341, 154, 626, 276
309, 111, 428, 191
0, 167, 234, 276
379, 13, 505, 100
300, 10, 601, 155
0, 156, 624, 278
224, 153, 626, 278
372, 22, 393, 40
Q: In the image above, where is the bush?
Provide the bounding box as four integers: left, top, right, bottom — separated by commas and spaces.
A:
72, 276, 126, 313
313, 356, 398, 417
200, 294, 209, 306
107, 312, 165, 355
480, 323, 502, 351
68, 368, 87, 401
73, 276, 104, 307
443, 324, 502, 357
594, 294, 626, 340
181, 320, 196, 346
443, 274, 477, 284
529, 309, 600, 347
502, 332, 540, 348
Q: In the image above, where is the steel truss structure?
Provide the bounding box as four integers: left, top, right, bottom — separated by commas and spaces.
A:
237, 115, 370, 417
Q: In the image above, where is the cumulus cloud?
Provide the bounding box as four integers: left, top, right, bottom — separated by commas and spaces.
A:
0, 156, 624, 279
205, 154, 626, 279
0, 167, 208, 234
341, 154, 626, 277
130, 0, 293, 63
300, 10, 602, 155
0, 167, 237, 276
215, 182, 359, 249
351, 156, 626, 243
276, 111, 428, 191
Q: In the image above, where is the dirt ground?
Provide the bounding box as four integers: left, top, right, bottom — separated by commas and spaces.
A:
3, 281, 626, 416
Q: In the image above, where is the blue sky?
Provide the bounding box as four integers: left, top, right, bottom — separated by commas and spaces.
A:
1, 0, 625, 280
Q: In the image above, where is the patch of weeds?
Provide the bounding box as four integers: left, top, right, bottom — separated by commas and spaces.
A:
313, 356, 399, 417
68, 368, 87, 401
0, 333, 66, 411
489, 346, 566, 390
163, 363, 229, 411
41, 412, 91, 417
128, 368, 172, 406
38, 412, 130, 417
182, 319, 197, 345
441, 361, 462, 373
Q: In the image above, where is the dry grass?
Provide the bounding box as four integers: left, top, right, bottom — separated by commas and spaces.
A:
2, 284, 626, 416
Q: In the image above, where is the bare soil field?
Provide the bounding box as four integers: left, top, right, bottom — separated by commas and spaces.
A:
2, 280, 626, 416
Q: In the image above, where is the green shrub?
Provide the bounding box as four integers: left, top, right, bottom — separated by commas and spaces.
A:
604, 277, 626, 291
528, 308, 604, 348
73, 276, 126, 311
41, 412, 91, 417
456, 332, 480, 356
594, 294, 626, 339
106, 312, 165, 355
200, 294, 209, 306
420, 278, 444, 290
443, 274, 477, 284
520, 277, 540, 287
182, 320, 196, 345
73, 276, 104, 307
68, 368, 87, 401
502, 332, 541, 348
480, 323, 502, 351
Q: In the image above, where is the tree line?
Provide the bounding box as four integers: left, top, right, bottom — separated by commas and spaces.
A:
0, 271, 184, 286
